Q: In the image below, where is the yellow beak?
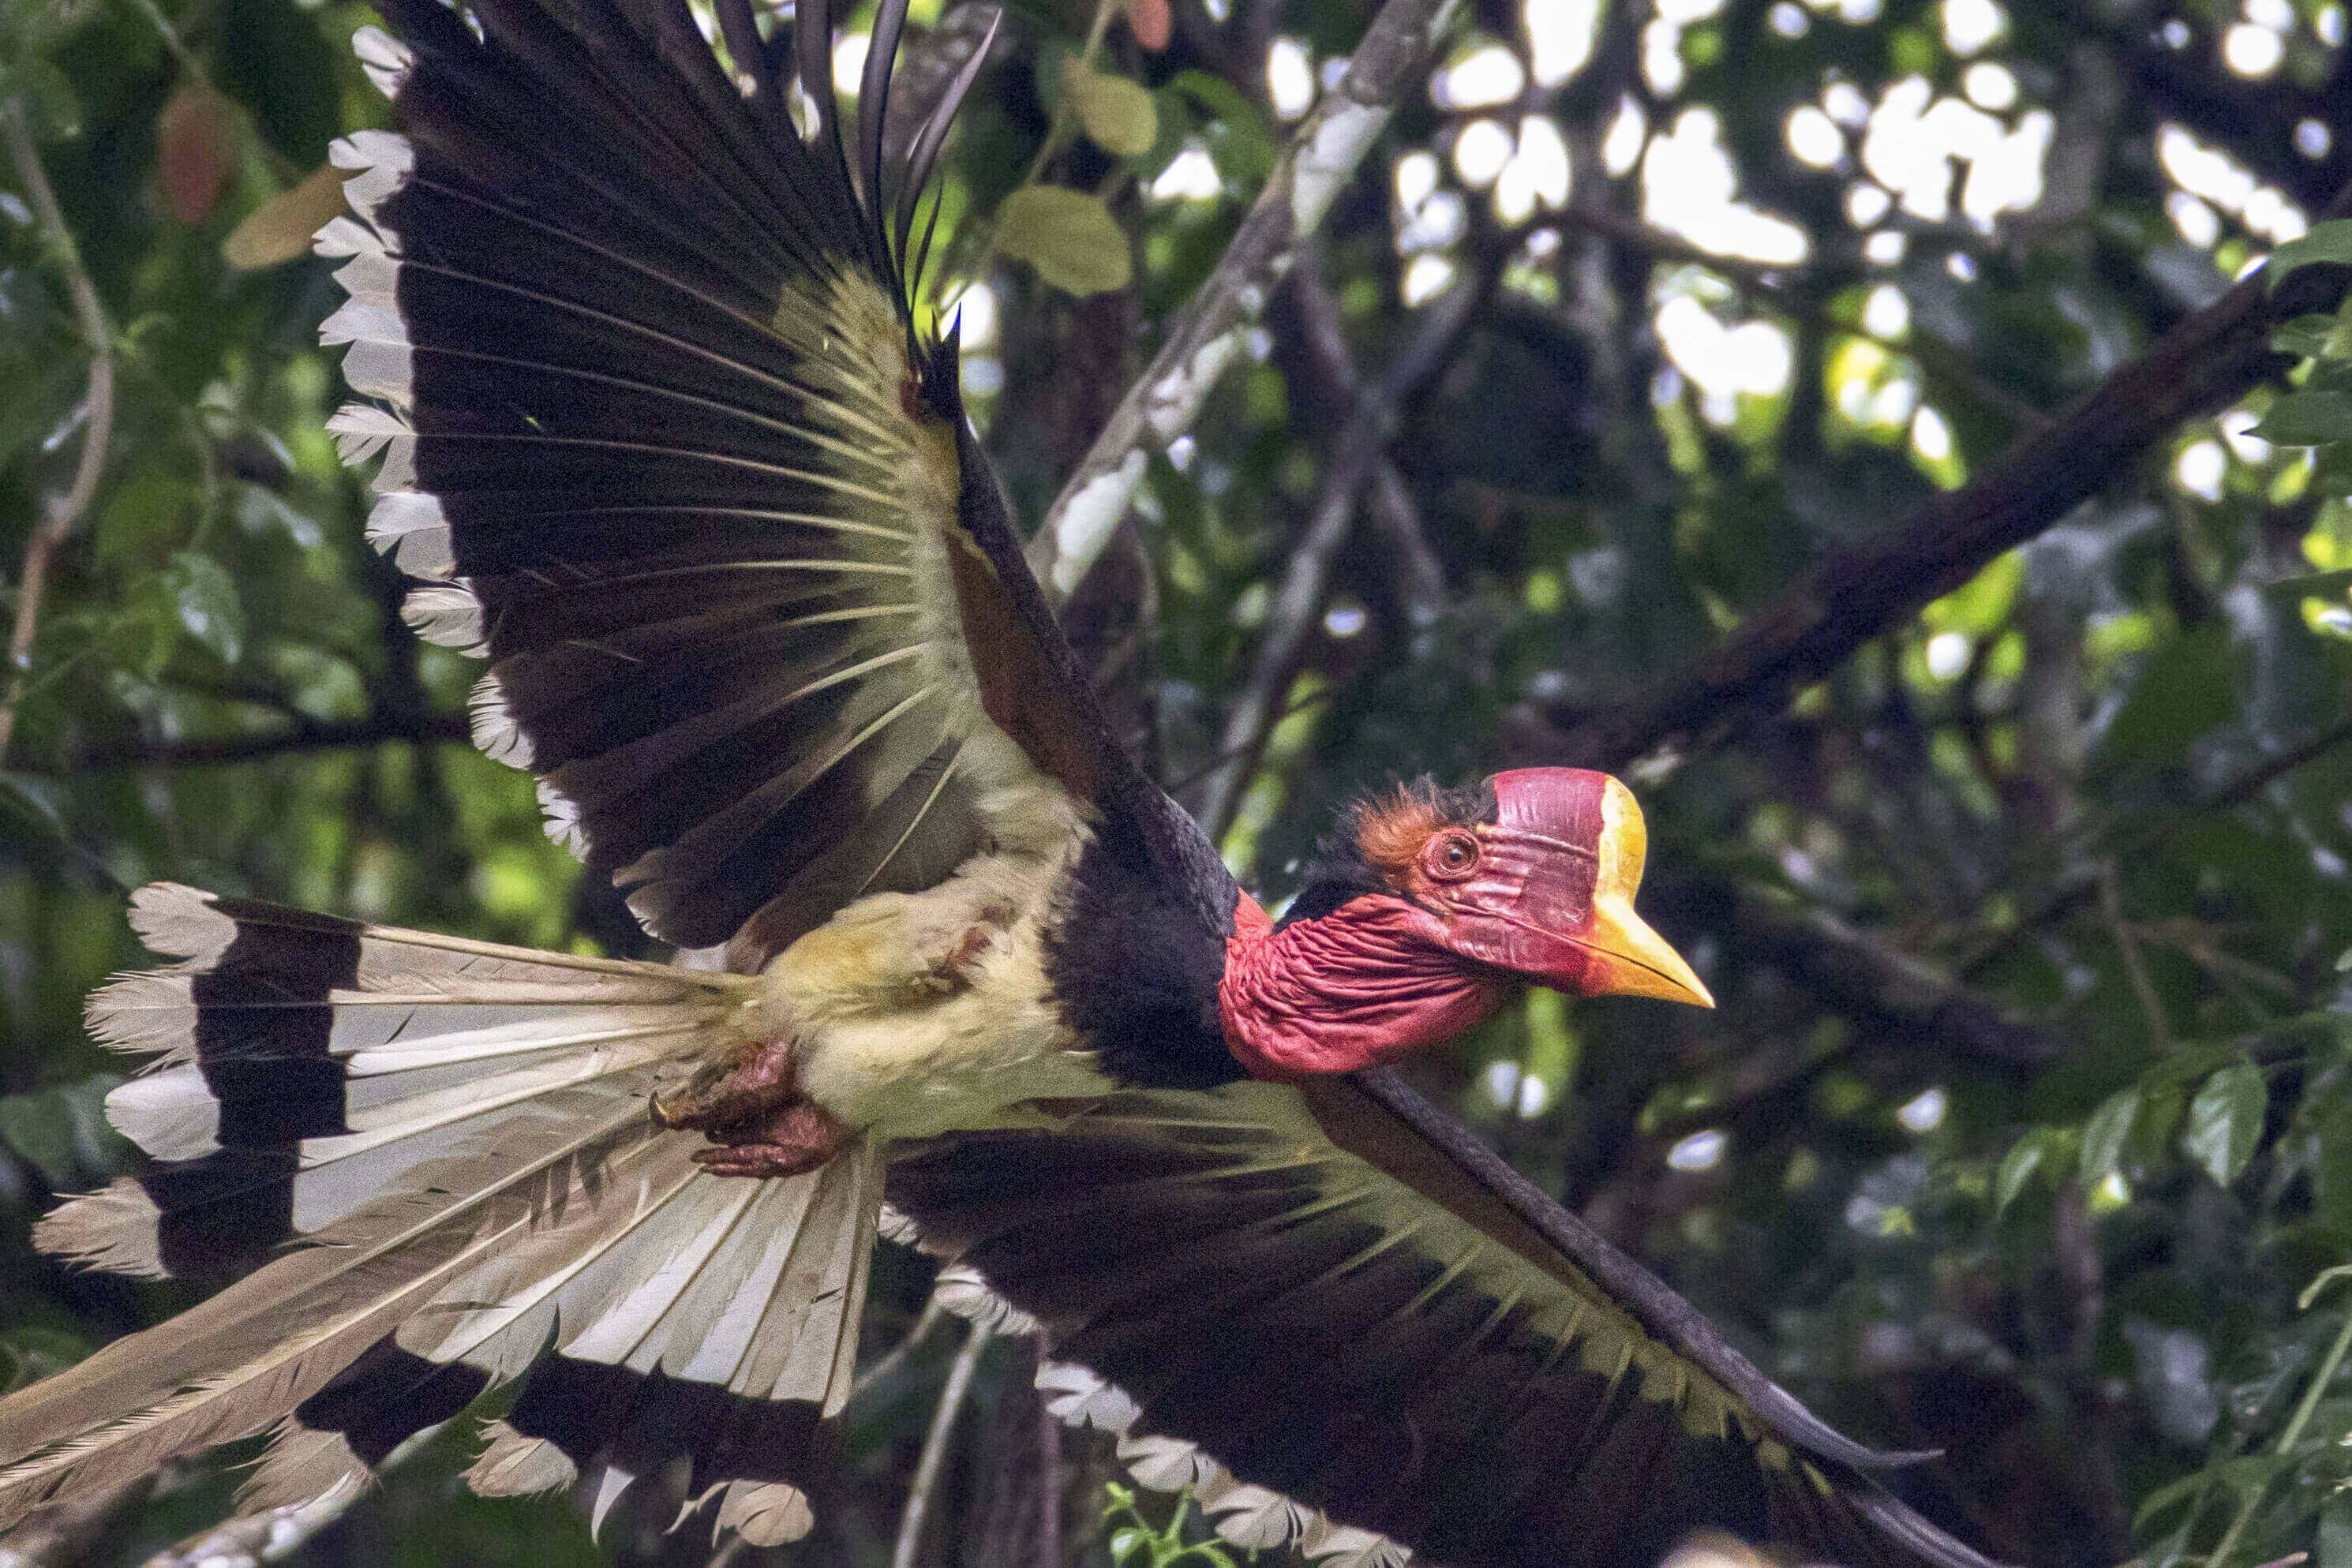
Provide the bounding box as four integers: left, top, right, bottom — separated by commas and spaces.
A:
1575, 894, 1715, 1008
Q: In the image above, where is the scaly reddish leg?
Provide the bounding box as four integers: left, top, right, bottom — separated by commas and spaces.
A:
690, 1098, 852, 1179
650, 1035, 800, 1132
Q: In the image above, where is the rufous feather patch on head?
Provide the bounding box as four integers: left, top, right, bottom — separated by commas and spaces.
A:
1350, 787, 1448, 876
1328, 778, 1497, 885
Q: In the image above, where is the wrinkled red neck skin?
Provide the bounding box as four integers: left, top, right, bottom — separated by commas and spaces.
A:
1219, 891, 1507, 1081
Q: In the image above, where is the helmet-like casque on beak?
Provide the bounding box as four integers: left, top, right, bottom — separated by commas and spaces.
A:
1431, 768, 1713, 1008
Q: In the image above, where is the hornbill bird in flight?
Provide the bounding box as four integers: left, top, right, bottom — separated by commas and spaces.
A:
0, 5, 2006, 1565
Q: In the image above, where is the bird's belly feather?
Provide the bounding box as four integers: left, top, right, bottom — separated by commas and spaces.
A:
763, 848, 1111, 1140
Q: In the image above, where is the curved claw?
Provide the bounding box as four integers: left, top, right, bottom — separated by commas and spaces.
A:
691, 1100, 852, 1180
651, 1035, 801, 1132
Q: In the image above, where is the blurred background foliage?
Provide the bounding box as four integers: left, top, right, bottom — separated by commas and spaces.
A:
5, 0, 2352, 1562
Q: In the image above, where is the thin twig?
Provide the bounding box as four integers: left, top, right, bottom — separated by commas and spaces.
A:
850, 1285, 950, 1404
2203, 1271, 2352, 1568
1555, 202, 2051, 434
1036, 1366, 1063, 1568
2, 100, 115, 767
891, 1317, 989, 1568
1278, 255, 1447, 625
2099, 860, 2173, 1050
1962, 714, 2352, 977
1027, 0, 1463, 602
69, 709, 474, 769
1196, 268, 1487, 836
140, 1423, 444, 1568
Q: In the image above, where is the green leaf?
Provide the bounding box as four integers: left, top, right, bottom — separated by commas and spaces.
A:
6, 58, 82, 140
1063, 58, 1159, 158
2102, 624, 2237, 764
223, 163, 350, 270
2131, 1078, 2187, 1169
2259, 567, 2352, 600
2273, 313, 2341, 360
2080, 1087, 2141, 1186
1994, 1132, 2046, 1215
2252, 391, 2352, 447
2268, 219, 2352, 289
2183, 1061, 2266, 1187
995, 186, 1133, 297
94, 471, 193, 569
1169, 70, 1275, 185
0, 1328, 92, 1395
0, 1076, 126, 1188
164, 550, 246, 664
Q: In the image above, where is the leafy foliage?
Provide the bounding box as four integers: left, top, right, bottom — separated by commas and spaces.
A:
3, 0, 2352, 1565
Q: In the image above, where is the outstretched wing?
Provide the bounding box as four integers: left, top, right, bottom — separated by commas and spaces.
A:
887, 1079, 2007, 1568
325, 0, 1124, 964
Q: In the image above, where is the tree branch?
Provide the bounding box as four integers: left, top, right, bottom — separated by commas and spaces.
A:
1196, 265, 1486, 836
0, 1473, 163, 1568
1274, 253, 1448, 624
1025, 0, 1463, 602
69, 710, 474, 769
2, 101, 115, 768
1511, 179, 2352, 775
1728, 882, 2058, 1068
891, 1317, 988, 1568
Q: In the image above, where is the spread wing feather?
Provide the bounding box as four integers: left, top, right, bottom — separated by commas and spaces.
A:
887, 1081, 2006, 1568
328, 0, 1106, 964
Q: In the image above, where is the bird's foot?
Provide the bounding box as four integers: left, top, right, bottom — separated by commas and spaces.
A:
650, 1035, 800, 1132
689, 1098, 852, 1180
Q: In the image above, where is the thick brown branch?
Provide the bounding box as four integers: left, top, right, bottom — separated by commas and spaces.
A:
1513, 181, 2352, 775
2, 102, 116, 768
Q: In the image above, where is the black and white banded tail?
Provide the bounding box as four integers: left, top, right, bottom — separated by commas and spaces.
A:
0, 886, 876, 1546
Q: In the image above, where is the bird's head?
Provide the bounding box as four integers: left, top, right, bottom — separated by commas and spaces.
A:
1331, 768, 1713, 1006
1219, 768, 1710, 1080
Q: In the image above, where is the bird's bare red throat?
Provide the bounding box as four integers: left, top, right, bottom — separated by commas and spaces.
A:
1219, 767, 1711, 1080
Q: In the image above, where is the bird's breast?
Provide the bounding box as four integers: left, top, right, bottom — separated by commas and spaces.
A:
764, 846, 1113, 1140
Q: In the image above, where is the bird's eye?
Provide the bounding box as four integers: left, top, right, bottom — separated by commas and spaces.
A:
1425, 833, 1479, 880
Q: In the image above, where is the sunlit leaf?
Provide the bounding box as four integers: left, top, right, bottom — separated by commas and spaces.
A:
996, 185, 1132, 297
1994, 1133, 2045, 1215
2253, 392, 2352, 448
223, 163, 349, 269
2268, 220, 2352, 289
2183, 1061, 2266, 1188
1064, 58, 1159, 157
2080, 1087, 2141, 1186
164, 550, 246, 664
157, 83, 234, 225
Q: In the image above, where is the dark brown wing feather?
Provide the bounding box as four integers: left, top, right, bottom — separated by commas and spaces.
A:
327, 0, 1148, 964
886, 1080, 2009, 1568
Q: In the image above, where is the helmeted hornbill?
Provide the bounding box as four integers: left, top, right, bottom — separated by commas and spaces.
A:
0, 6, 2005, 1566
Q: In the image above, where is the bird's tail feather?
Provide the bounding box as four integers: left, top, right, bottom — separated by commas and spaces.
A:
0, 884, 876, 1547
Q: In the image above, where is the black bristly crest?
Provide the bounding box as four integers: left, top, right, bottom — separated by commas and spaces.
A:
1278, 776, 1499, 929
